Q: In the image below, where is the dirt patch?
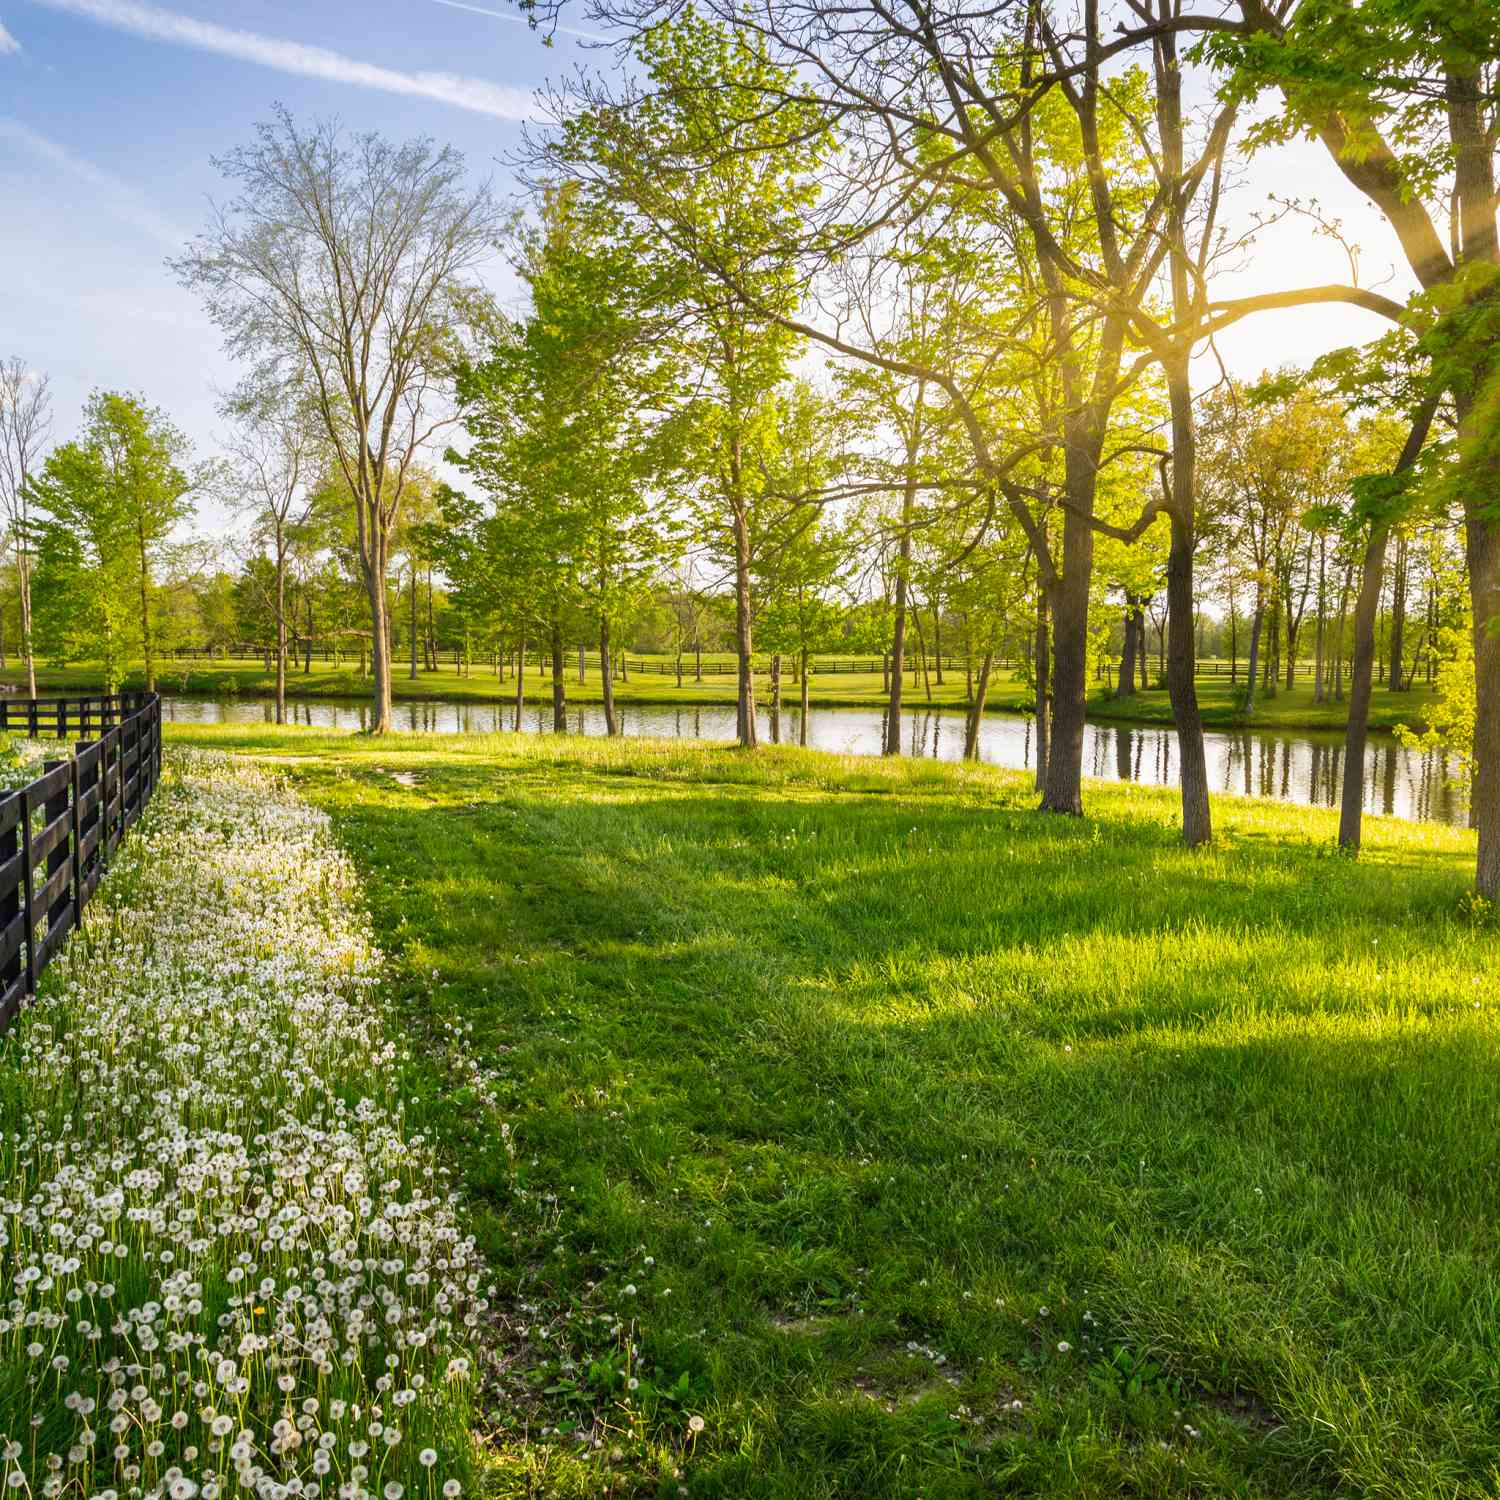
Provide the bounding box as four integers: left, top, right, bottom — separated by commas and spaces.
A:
768, 1313, 835, 1337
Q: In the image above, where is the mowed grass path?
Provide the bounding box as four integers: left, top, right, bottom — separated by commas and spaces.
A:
170, 725, 1500, 1498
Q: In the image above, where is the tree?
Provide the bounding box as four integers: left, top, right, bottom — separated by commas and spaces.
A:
220, 379, 322, 722
546, 12, 825, 748
448, 182, 679, 735
29, 392, 195, 693
751, 380, 850, 745
176, 108, 503, 733
0, 358, 50, 697
1206, 0, 1500, 887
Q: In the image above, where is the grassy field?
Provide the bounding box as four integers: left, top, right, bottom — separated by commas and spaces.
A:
6, 654, 1439, 733
161, 721, 1500, 1499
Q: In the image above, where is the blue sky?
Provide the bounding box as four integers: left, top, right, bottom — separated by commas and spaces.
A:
0, 0, 586, 472
1, 0, 1414, 499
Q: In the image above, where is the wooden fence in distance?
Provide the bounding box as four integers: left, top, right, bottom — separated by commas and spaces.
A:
0, 692, 162, 1033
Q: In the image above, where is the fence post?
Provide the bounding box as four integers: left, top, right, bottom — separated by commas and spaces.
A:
68, 756, 82, 928
43, 762, 70, 948
18, 786, 33, 997
0, 796, 18, 1014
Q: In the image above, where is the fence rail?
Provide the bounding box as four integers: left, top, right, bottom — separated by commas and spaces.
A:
0, 692, 162, 1034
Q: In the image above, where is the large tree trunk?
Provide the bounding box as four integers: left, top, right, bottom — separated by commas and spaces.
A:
550, 615, 566, 732
1469, 514, 1500, 897
599, 614, 618, 736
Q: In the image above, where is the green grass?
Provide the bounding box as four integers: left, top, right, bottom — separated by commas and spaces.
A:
6, 654, 1439, 733
159, 722, 1500, 1498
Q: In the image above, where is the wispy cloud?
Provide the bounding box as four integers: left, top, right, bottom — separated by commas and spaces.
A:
429, 0, 611, 46
0, 19, 21, 52
0, 116, 188, 246
30, 0, 539, 119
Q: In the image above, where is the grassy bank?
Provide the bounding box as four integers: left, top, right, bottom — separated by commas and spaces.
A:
162, 722, 1499, 1498
6, 655, 1439, 734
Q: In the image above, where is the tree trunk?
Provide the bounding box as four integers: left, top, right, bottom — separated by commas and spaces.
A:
18, 547, 35, 699
274, 532, 287, 726
599, 615, 618, 736
934, 607, 944, 685
1338, 523, 1390, 849
1115, 598, 1138, 699
1339, 405, 1433, 849
886, 512, 911, 755
514, 634, 525, 732
1163, 381, 1211, 847
1389, 530, 1409, 691
964, 651, 993, 760
913, 604, 933, 703
551, 615, 566, 732
799, 646, 810, 747
1313, 534, 1328, 703
731, 496, 757, 750
409, 562, 419, 680
364, 536, 393, 733
1469, 513, 1500, 897
1243, 593, 1265, 712
1333, 571, 1350, 701
1034, 586, 1052, 796
137, 524, 155, 693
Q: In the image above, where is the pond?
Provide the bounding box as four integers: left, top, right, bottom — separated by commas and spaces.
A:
160, 693, 1471, 828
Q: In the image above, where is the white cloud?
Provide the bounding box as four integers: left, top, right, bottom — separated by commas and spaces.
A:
0, 117, 188, 247
429, 0, 611, 46
0, 19, 21, 52
30, 0, 538, 119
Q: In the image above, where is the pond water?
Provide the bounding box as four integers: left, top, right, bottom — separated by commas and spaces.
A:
160, 692, 1470, 828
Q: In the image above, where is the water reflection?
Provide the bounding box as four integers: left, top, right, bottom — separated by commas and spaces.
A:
160, 694, 1470, 827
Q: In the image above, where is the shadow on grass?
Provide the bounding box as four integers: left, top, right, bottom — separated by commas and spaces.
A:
306, 757, 1498, 1499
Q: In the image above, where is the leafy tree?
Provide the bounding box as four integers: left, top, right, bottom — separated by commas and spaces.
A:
28, 392, 196, 692
448, 182, 679, 734
220, 378, 322, 721
177, 108, 503, 733
0, 358, 51, 696
547, 12, 825, 747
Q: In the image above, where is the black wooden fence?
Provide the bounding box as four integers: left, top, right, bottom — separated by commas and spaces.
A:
0, 693, 162, 1033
